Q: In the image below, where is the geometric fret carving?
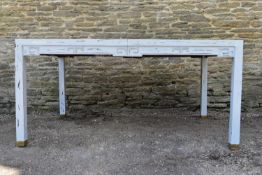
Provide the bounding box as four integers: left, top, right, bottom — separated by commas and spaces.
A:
15, 39, 244, 150
19, 39, 238, 57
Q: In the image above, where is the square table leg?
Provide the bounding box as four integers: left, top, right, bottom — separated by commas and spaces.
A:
228, 43, 243, 151
15, 45, 28, 147
59, 57, 66, 116
201, 56, 208, 118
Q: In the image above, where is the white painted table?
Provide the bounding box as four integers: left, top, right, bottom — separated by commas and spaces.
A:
15, 39, 243, 150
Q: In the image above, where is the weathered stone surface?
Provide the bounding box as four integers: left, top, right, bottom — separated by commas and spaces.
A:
0, 0, 261, 114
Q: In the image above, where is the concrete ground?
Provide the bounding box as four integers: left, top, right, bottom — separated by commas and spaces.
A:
0, 108, 262, 175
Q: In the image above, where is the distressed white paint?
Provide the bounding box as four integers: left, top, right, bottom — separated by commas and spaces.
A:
20, 39, 129, 57
15, 44, 28, 142
201, 56, 208, 117
15, 39, 244, 147
59, 58, 66, 116
228, 41, 244, 145
17, 39, 236, 57
127, 40, 235, 57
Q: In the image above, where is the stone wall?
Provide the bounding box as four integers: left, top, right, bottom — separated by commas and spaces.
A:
0, 0, 261, 114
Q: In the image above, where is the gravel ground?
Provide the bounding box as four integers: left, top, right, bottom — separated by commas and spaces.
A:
0, 108, 262, 175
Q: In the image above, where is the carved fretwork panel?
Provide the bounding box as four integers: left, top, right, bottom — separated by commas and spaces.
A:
18, 39, 239, 58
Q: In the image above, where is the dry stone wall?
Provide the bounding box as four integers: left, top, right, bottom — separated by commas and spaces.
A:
0, 0, 261, 114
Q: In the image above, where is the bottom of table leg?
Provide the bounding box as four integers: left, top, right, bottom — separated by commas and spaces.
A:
228, 144, 240, 151
200, 115, 208, 119
16, 140, 28, 147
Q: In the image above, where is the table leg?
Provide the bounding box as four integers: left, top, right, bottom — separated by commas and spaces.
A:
228, 43, 243, 151
59, 57, 66, 116
15, 45, 28, 147
201, 56, 208, 118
